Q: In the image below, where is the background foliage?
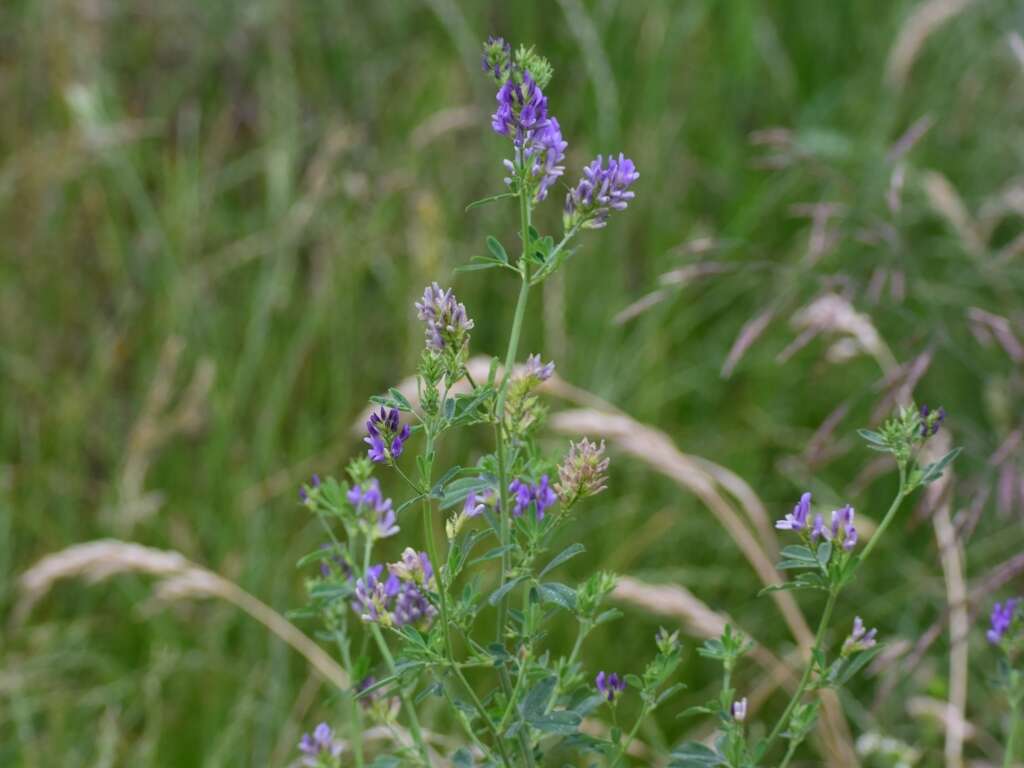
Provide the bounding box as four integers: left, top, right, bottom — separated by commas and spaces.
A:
3, 0, 1024, 765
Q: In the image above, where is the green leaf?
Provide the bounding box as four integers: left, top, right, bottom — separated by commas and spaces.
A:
920, 447, 962, 485
452, 747, 475, 768
526, 710, 581, 734
668, 742, 722, 767
779, 545, 817, 563
520, 676, 557, 720
388, 387, 413, 412
465, 192, 517, 211
676, 705, 713, 719
536, 582, 577, 611
454, 259, 503, 273
468, 545, 511, 566
488, 576, 526, 606
538, 543, 585, 578
857, 429, 887, 446
835, 644, 884, 685
486, 236, 509, 264
440, 476, 493, 510
816, 541, 832, 569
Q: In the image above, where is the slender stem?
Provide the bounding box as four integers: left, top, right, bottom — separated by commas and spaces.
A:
420, 434, 515, 767
494, 186, 533, 643
859, 466, 907, 565
498, 653, 531, 732
369, 624, 431, 765
611, 704, 650, 768
762, 587, 839, 755
779, 738, 801, 768
1006, 702, 1020, 768
332, 621, 364, 767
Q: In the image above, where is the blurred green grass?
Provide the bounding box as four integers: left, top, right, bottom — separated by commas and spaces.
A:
3, 0, 1024, 765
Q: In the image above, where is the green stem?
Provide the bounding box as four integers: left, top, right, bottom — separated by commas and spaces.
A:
611, 704, 650, 768
1006, 702, 1020, 768
369, 624, 432, 766
332, 621, 364, 768
494, 186, 533, 644
779, 738, 801, 768
762, 587, 839, 755
859, 465, 908, 565
763, 474, 909, 759
421, 435, 515, 767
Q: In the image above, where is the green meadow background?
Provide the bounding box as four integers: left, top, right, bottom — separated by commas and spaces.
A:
3, 0, 1024, 765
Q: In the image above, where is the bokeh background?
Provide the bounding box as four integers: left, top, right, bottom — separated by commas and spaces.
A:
4, 0, 1024, 765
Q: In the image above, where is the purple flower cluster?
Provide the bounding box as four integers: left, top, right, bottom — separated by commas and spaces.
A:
595, 671, 626, 702
299, 473, 321, 503
481, 35, 512, 81
509, 475, 557, 520
347, 479, 399, 539
491, 73, 567, 202
775, 493, 858, 551
919, 404, 945, 437
415, 282, 475, 355
842, 616, 878, 655
364, 407, 410, 464
318, 544, 353, 580
812, 504, 858, 551
464, 485, 497, 518
521, 353, 555, 383
352, 551, 438, 629
988, 599, 1019, 644
297, 722, 342, 767
564, 153, 640, 230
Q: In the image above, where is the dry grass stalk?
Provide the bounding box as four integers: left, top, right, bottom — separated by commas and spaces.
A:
115, 336, 215, 532
922, 170, 986, 257
791, 293, 897, 374
15, 539, 350, 693
923, 432, 968, 768
886, 0, 975, 88
721, 306, 776, 379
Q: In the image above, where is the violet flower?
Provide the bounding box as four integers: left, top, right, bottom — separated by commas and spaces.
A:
491, 73, 566, 202
298, 722, 342, 767
920, 404, 945, 437
364, 406, 410, 464
347, 479, 400, 538
521, 353, 555, 383
595, 671, 627, 702
509, 478, 534, 517
731, 697, 748, 722
534, 475, 557, 519
775, 491, 811, 532
842, 616, 878, 655
392, 581, 437, 627
388, 547, 436, 589
832, 505, 858, 550
415, 283, 475, 355
810, 505, 858, 550
481, 35, 512, 81
988, 599, 1019, 644
352, 565, 397, 624
508, 476, 558, 520
564, 153, 639, 230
